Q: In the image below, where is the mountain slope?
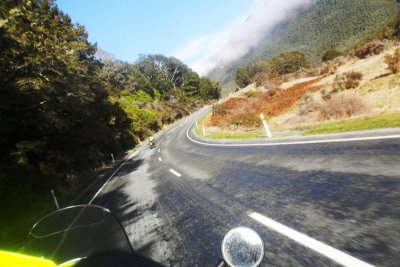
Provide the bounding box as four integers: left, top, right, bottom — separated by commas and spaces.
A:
209, 0, 400, 91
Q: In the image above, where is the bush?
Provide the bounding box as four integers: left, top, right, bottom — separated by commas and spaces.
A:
231, 113, 262, 128
244, 90, 260, 98
322, 49, 343, 62
333, 71, 363, 92
298, 92, 319, 115
321, 86, 335, 101
318, 95, 369, 120
345, 71, 363, 89
254, 72, 281, 89
212, 103, 229, 116
384, 48, 400, 74
318, 63, 337, 76
353, 40, 385, 59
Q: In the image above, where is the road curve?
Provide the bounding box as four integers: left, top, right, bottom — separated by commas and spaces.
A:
90, 110, 400, 266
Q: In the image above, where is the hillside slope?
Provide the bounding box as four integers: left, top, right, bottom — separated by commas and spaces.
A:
204, 41, 400, 136
209, 0, 400, 90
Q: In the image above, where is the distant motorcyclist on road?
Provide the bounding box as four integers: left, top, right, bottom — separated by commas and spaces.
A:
149, 136, 156, 148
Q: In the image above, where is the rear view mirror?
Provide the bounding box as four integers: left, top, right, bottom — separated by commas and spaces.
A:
221, 227, 264, 267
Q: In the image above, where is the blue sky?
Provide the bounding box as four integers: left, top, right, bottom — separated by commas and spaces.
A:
56, 0, 309, 74
56, 1, 257, 63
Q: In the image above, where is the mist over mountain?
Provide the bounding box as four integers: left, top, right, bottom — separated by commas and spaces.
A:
207, 0, 400, 91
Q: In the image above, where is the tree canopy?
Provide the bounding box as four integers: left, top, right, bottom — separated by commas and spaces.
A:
0, 0, 221, 248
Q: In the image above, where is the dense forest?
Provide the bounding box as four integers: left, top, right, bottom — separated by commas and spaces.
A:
0, 0, 220, 248
210, 0, 400, 90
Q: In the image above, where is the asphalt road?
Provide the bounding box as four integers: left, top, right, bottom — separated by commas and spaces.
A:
89, 110, 400, 266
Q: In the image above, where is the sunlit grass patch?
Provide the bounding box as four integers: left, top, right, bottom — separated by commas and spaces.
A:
303, 112, 400, 135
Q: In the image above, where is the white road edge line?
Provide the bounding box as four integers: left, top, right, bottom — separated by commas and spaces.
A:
249, 212, 374, 267
88, 156, 131, 204
186, 122, 400, 147
158, 157, 162, 162
169, 169, 182, 177
158, 148, 161, 153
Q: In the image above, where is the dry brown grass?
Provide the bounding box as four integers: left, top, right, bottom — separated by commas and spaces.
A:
322, 71, 363, 100
209, 78, 325, 128
256, 78, 324, 117
318, 95, 370, 120
384, 48, 400, 74
298, 92, 320, 115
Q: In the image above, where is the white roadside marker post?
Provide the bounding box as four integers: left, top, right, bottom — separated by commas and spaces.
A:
111, 153, 115, 164
195, 121, 198, 128
202, 125, 206, 136
260, 113, 272, 138
51, 189, 60, 210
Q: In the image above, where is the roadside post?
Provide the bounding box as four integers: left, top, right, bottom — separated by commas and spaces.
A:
195, 121, 198, 128
51, 189, 60, 210
111, 153, 115, 164
202, 125, 206, 136
260, 113, 272, 138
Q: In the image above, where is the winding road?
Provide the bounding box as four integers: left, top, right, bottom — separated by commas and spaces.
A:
84, 108, 400, 266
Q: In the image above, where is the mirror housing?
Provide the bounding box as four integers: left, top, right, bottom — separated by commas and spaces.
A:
221, 227, 264, 267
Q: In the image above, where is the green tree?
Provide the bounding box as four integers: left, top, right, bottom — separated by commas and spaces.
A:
199, 77, 221, 100
0, 0, 134, 187
269, 51, 309, 75
235, 67, 252, 87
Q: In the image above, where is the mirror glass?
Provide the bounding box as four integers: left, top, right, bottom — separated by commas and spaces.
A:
221, 227, 264, 267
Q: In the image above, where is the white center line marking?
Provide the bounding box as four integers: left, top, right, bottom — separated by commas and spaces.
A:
249, 212, 374, 267
169, 169, 182, 177
158, 148, 160, 153
158, 157, 162, 162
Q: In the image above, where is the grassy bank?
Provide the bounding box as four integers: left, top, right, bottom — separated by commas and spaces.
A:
303, 112, 400, 135
194, 111, 264, 139
195, 112, 400, 139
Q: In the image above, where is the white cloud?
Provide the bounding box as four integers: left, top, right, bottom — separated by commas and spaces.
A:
172, 0, 310, 75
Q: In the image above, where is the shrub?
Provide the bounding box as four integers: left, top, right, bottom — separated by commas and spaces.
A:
254, 72, 281, 90
212, 103, 229, 116
318, 96, 369, 120
333, 71, 363, 91
322, 49, 343, 62
321, 86, 335, 101
231, 113, 262, 128
318, 64, 337, 76
298, 92, 319, 115
384, 48, 400, 74
345, 71, 363, 89
244, 90, 259, 98
353, 40, 385, 59
254, 72, 269, 87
